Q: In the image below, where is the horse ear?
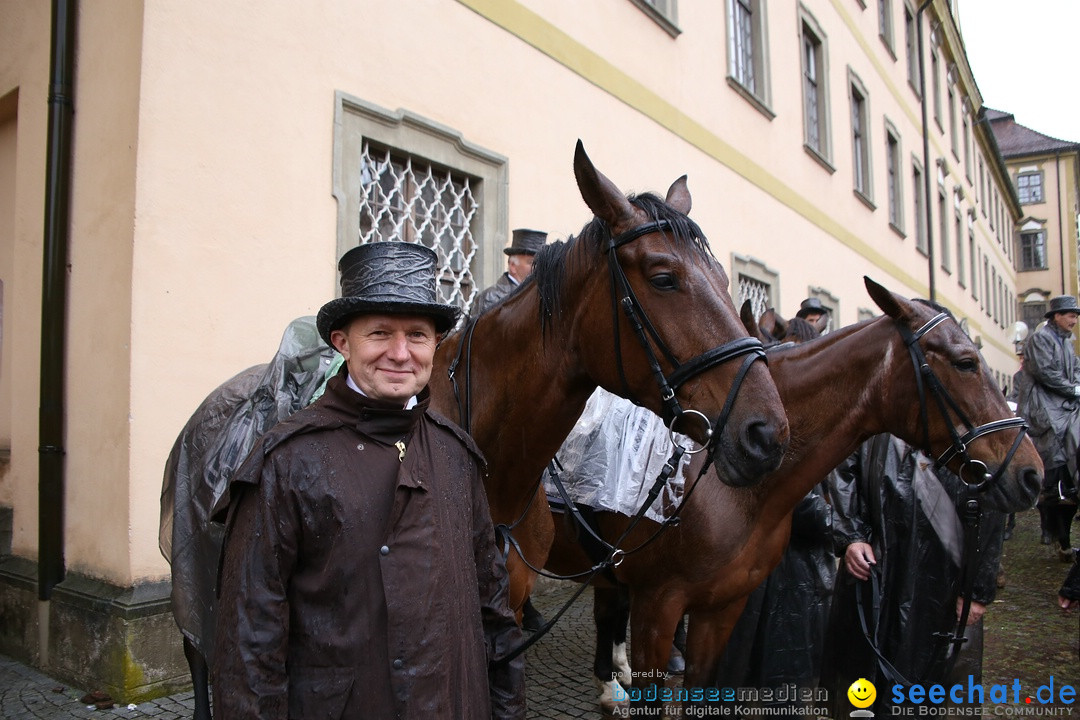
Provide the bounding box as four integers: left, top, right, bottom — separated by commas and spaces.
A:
773, 313, 789, 340
759, 308, 777, 336
574, 140, 637, 231
812, 314, 829, 333
665, 175, 691, 215
864, 276, 909, 320
740, 300, 762, 340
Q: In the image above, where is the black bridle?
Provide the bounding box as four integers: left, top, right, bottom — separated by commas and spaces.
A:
898, 311, 1028, 491
858, 311, 1030, 687
604, 218, 766, 452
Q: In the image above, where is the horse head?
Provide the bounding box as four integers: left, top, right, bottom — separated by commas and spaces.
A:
541, 141, 789, 486
866, 276, 1042, 511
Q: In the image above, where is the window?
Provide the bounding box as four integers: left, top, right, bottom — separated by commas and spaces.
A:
1020, 230, 1048, 270
931, 50, 942, 128
954, 207, 963, 285
947, 82, 958, 156
333, 93, 508, 314
886, 127, 902, 230
968, 232, 976, 294
1017, 171, 1044, 204
727, 0, 771, 112
972, 247, 980, 301
1022, 301, 1046, 331
630, 0, 681, 36
879, 0, 894, 53
938, 189, 949, 271
850, 73, 873, 201
904, 5, 919, 90
962, 104, 971, 178
800, 12, 830, 162
732, 253, 779, 321
913, 161, 927, 254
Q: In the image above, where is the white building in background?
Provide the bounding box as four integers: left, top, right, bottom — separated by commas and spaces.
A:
0, 0, 1034, 699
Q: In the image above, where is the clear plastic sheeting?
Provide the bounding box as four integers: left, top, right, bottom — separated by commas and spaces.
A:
542, 388, 693, 523
158, 316, 337, 660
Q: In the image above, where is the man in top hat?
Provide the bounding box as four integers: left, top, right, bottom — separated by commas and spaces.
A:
1018, 295, 1080, 560
795, 297, 830, 326
213, 242, 525, 719
471, 228, 547, 315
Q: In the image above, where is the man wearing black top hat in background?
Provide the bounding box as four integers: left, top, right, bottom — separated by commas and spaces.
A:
795, 296, 830, 328
1018, 294, 1080, 561
471, 228, 547, 316
213, 241, 525, 719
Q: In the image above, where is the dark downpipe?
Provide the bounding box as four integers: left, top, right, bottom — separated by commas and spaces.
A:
917, 0, 936, 302
39, 0, 76, 601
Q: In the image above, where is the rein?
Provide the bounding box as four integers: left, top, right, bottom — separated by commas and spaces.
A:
858, 312, 1029, 687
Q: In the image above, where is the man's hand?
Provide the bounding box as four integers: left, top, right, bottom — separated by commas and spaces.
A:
845, 542, 876, 581
956, 597, 987, 625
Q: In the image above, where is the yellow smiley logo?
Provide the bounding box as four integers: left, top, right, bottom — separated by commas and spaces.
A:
848, 678, 877, 709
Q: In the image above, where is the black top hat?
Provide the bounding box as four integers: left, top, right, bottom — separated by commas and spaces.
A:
504, 228, 547, 256
795, 297, 830, 319
1046, 295, 1080, 318
317, 242, 461, 347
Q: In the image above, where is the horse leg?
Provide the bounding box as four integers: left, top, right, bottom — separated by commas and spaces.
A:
668, 615, 687, 674
627, 588, 685, 713
592, 584, 631, 712
683, 601, 747, 698
183, 635, 213, 720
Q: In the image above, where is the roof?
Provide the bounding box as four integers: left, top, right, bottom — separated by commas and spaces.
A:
986, 107, 1080, 157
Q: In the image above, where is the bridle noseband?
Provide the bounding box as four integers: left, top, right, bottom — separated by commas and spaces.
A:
605, 218, 767, 453
897, 311, 1028, 493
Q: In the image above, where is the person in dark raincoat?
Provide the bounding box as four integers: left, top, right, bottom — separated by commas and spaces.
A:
1018, 295, 1080, 561
820, 434, 1006, 716
212, 242, 525, 719
470, 229, 545, 316
712, 484, 834, 700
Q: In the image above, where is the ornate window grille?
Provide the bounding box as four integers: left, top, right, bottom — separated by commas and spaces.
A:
357, 141, 479, 314
738, 274, 771, 322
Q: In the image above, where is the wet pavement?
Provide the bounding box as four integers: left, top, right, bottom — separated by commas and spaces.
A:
0, 579, 607, 719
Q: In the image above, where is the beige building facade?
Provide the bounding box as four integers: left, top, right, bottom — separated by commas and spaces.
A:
988, 109, 1080, 341
0, 0, 1036, 700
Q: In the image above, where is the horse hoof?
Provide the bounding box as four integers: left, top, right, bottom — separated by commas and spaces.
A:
594, 677, 629, 713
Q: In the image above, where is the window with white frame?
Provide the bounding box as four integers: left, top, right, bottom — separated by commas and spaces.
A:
962, 104, 971, 178
913, 160, 927, 254
629, 0, 680, 35
850, 73, 872, 201
1017, 171, 1044, 204
938, 188, 950, 271
886, 125, 902, 231
732, 253, 779, 322
904, 4, 919, 91
947, 80, 958, 157
928, 50, 937, 127
333, 93, 508, 316
879, 0, 894, 53
1019, 230, 1048, 271
800, 11, 830, 162
727, 0, 771, 112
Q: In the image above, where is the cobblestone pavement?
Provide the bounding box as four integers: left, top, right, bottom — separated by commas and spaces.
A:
0, 580, 608, 719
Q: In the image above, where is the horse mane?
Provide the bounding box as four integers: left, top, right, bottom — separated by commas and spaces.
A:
532, 192, 711, 335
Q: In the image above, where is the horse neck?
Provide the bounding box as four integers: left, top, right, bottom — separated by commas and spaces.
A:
431, 288, 597, 517
758, 318, 903, 512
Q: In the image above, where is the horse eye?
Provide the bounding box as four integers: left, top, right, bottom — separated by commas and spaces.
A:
952, 358, 978, 373
650, 273, 677, 291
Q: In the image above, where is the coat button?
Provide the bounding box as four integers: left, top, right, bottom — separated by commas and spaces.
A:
379, 545, 390, 556
393, 659, 404, 670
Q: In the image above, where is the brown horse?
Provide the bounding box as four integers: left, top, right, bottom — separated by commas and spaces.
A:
426, 140, 790, 616
160, 141, 790, 719
544, 277, 1043, 709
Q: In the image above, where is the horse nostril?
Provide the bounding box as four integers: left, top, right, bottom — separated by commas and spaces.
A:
743, 420, 783, 466
1022, 468, 1042, 504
